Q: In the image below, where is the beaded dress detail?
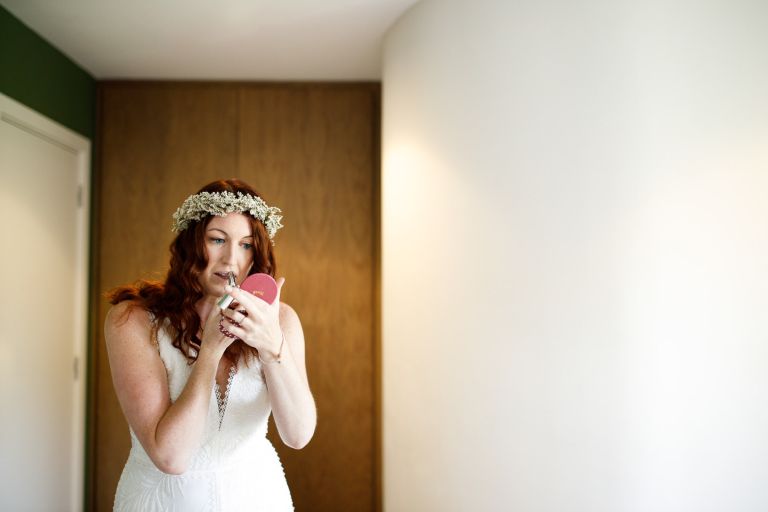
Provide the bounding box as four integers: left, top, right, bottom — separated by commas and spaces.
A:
214, 365, 237, 431
113, 320, 294, 511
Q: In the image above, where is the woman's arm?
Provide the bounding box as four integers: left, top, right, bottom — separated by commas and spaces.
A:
260, 303, 317, 449
220, 283, 317, 449
104, 302, 229, 474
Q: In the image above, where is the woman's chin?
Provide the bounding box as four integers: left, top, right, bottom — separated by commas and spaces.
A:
201, 282, 226, 299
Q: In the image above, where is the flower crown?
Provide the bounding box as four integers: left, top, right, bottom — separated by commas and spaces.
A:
171, 191, 284, 242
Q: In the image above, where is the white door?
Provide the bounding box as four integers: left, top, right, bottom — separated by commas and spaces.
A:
0, 93, 90, 512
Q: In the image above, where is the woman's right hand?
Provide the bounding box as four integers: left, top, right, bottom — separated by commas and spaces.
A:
198, 306, 235, 359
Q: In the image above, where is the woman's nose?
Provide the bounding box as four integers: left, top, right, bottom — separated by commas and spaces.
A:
223, 243, 238, 264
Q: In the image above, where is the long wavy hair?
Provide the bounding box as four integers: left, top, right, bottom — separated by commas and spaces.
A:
108, 179, 278, 364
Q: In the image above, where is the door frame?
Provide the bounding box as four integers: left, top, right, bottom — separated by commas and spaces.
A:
0, 92, 91, 512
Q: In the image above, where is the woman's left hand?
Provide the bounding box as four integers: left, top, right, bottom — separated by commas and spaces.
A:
220, 277, 285, 356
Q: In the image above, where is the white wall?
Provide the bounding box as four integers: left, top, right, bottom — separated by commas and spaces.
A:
381, 1, 768, 510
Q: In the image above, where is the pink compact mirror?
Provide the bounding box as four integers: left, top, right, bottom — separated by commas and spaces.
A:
240, 273, 278, 305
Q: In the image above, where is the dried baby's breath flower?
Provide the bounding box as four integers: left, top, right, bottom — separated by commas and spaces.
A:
171, 191, 283, 243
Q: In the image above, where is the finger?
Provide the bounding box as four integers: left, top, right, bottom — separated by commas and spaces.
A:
202, 317, 234, 348
223, 323, 273, 348
220, 321, 247, 341
225, 313, 248, 327
226, 302, 246, 313
226, 301, 246, 314
227, 286, 270, 319
204, 307, 223, 328
225, 286, 259, 309
222, 307, 247, 325
217, 316, 241, 340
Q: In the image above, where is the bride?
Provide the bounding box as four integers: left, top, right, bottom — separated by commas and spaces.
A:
105, 179, 316, 511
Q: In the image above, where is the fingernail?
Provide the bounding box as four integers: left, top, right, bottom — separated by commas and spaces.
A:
225, 285, 233, 292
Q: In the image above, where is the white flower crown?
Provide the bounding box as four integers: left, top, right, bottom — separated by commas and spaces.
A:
171, 191, 284, 242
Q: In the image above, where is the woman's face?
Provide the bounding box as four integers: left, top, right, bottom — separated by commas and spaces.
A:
199, 213, 255, 299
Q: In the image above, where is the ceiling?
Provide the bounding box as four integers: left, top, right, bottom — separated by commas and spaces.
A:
1, 0, 419, 80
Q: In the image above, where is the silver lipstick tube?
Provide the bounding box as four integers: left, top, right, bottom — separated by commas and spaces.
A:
216, 271, 237, 310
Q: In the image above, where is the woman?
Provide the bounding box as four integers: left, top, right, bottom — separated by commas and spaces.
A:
105, 179, 316, 511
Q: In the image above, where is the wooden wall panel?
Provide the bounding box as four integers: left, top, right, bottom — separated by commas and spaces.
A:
90, 82, 379, 512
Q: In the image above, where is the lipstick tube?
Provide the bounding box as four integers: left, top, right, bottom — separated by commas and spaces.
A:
216, 271, 237, 310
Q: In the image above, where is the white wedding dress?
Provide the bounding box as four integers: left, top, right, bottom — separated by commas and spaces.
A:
113, 320, 294, 511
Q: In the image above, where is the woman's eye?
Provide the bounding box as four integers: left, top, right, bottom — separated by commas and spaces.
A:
210, 238, 225, 244
242, 243, 253, 250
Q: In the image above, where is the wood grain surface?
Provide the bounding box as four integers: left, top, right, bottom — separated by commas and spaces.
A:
90, 82, 379, 511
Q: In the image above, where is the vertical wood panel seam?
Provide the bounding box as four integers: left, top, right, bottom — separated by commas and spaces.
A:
371, 84, 382, 512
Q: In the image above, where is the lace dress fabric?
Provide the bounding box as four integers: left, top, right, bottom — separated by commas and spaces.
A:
113, 321, 294, 511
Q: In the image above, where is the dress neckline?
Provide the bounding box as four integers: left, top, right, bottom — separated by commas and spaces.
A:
214, 364, 238, 430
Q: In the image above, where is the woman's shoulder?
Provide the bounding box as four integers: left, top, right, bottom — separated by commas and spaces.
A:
278, 301, 300, 325
104, 300, 153, 341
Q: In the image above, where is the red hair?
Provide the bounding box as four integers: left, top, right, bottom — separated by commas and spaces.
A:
107, 179, 278, 364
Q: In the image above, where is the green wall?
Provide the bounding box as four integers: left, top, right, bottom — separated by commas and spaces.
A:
0, 5, 95, 138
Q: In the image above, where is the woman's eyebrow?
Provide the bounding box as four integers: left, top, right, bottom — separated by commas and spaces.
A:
206, 228, 253, 239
